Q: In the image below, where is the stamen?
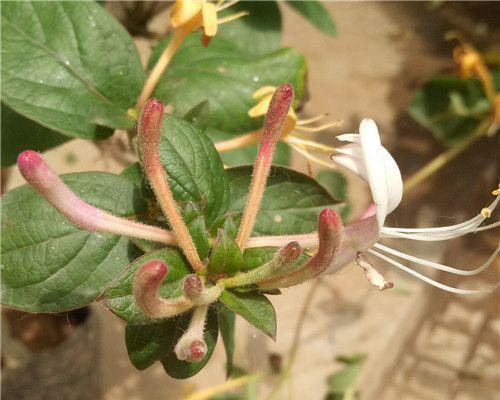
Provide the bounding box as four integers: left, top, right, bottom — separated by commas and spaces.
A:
175, 306, 209, 363
216, 11, 248, 25
289, 143, 338, 169
214, 130, 260, 153
133, 260, 193, 319
296, 113, 329, 126
373, 243, 500, 276
285, 136, 335, 152
481, 208, 491, 218
236, 84, 294, 248
368, 249, 496, 295
139, 99, 205, 273
216, 0, 238, 12
295, 121, 341, 132
17, 151, 176, 245
259, 209, 343, 289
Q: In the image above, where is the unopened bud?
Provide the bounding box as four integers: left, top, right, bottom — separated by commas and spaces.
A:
183, 274, 204, 300
174, 306, 208, 363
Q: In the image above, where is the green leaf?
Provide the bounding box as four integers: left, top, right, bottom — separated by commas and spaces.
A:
1, 103, 71, 167
217, 1, 282, 56
226, 166, 342, 235
206, 127, 291, 167
102, 248, 191, 324
183, 101, 211, 131
1, 172, 144, 312
1, 1, 144, 138
153, 114, 230, 226
286, 1, 337, 36
207, 230, 244, 276
316, 170, 351, 219
149, 34, 306, 134
408, 75, 492, 146
219, 290, 276, 339
125, 307, 218, 378
183, 203, 210, 260
326, 354, 366, 400
217, 304, 236, 377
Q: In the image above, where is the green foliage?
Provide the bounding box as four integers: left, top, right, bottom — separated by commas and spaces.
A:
286, 1, 337, 36
207, 230, 244, 276
219, 290, 277, 339
1, 173, 144, 312
325, 354, 366, 400
227, 166, 343, 235
316, 170, 351, 219
408, 74, 494, 146
217, 304, 236, 377
1, 1, 144, 138
149, 33, 306, 134
1, 104, 71, 167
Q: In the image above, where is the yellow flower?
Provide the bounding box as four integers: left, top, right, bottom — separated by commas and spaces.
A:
170, 0, 247, 46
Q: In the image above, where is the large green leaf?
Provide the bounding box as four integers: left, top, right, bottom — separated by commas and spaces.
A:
1, 172, 145, 312
149, 33, 306, 134
217, 1, 282, 56
408, 75, 492, 146
286, 1, 337, 36
152, 114, 230, 226
125, 307, 219, 378
219, 290, 276, 339
1, 1, 144, 138
1, 103, 71, 167
316, 170, 351, 219
226, 166, 342, 235
102, 248, 191, 325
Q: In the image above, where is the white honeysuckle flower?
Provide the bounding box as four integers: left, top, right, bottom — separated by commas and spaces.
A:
329, 118, 499, 295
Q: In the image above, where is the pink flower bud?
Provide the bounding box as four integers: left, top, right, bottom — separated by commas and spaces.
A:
133, 260, 192, 319
259, 209, 343, 289
236, 84, 294, 248
17, 150, 175, 244
183, 274, 204, 300
138, 99, 205, 273
174, 306, 208, 363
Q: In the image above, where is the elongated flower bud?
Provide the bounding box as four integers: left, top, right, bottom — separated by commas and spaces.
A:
133, 260, 192, 319
174, 305, 209, 363
236, 84, 294, 248
223, 241, 302, 288
138, 99, 204, 273
17, 151, 175, 245
259, 209, 343, 289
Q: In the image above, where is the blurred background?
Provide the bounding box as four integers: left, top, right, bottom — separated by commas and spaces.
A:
2, 2, 499, 399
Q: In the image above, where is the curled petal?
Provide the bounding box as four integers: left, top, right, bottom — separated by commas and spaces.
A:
357, 256, 393, 291
259, 209, 343, 289
17, 150, 175, 245
133, 260, 192, 319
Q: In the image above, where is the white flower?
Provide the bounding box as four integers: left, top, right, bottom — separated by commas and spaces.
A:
329, 119, 499, 295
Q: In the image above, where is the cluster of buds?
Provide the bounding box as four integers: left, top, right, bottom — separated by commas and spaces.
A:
17, 81, 499, 363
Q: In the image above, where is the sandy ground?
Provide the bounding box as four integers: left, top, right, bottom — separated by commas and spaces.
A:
3, 2, 499, 400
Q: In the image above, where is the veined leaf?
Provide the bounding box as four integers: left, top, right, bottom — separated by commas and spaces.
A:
1, 1, 144, 138
226, 166, 342, 235
1, 172, 145, 312
286, 1, 337, 36
219, 290, 276, 339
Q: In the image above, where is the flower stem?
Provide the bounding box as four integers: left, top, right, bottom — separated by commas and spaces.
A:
404, 118, 491, 194
137, 27, 189, 109
236, 84, 294, 248
139, 99, 205, 273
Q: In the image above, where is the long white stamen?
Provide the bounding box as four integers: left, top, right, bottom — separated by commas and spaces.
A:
373, 243, 499, 276
368, 249, 496, 295
473, 221, 500, 232
296, 113, 329, 125
381, 195, 499, 239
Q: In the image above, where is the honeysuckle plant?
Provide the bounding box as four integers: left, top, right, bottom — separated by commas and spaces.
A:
2, 0, 498, 383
